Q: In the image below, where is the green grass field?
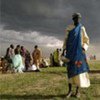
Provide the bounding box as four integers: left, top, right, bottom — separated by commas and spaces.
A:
0, 60, 100, 100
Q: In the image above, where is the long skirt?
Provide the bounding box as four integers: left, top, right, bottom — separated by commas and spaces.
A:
68, 72, 90, 88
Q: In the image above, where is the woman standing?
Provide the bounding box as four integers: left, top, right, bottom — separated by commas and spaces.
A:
62, 13, 90, 98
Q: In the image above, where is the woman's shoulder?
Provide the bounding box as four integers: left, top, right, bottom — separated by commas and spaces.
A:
66, 24, 75, 31
81, 25, 85, 29
81, 26, 86, 32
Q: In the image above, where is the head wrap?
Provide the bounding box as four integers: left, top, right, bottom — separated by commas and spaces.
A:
72, 13, 81, 18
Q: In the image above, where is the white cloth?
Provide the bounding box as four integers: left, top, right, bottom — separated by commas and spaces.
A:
68, 72, 90, 88
28, 64, 37, 71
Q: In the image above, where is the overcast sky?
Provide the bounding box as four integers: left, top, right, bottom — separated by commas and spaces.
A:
0, 0, 100, 59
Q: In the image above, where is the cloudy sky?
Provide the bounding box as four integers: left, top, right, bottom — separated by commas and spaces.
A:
0, 0, 100, 59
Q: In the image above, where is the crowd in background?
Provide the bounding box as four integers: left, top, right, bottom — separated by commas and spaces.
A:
0, 44, 50, 73
0, 44, 64, 74
89, 55, 96, 60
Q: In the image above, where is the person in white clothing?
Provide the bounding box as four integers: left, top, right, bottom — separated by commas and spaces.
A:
12, 49, 25, 73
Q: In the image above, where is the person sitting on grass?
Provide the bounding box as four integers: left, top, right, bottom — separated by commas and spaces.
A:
0, 57, 9, 73
39, 59, 49, 68
12, 49, 25, 73
53, 49, 60, 66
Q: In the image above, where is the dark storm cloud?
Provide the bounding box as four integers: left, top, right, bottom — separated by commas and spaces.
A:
1, 0, 68, 37
0, 0, 100, 59
1, 0, 100, 42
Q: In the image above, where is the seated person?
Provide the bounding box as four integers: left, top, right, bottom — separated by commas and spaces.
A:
12, 49, 25, 73
0, 57, 8, 73
40, 59, 49, 68
25, 50, 32, 71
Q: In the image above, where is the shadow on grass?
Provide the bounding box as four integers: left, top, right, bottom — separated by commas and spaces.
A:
24, 67, 67, 76
42, 71, 67, 76
90, 79, 100, 84
0, 94, 67, 100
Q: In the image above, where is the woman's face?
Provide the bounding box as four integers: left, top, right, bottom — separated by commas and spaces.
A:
72, 17, 80, 26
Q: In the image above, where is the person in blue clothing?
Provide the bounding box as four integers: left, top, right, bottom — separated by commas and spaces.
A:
62, 13, 90, 98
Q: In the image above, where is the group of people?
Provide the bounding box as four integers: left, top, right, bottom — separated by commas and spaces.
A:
0, 44, 48, 73
0, 44, 63, 73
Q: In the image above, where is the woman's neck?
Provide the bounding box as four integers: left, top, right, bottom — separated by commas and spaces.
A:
74, 22, 79, 26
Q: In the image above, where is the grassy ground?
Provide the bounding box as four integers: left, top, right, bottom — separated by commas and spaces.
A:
0, 60, 100, 100
88, 60, 100, 70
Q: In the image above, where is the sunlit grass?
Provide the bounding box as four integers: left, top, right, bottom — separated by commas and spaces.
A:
0, 60, 100, 100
